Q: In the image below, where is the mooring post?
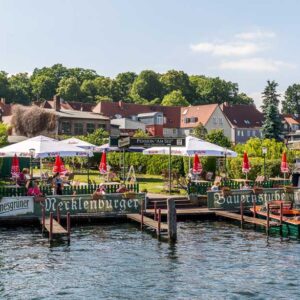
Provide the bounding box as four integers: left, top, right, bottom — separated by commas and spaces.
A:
240, 200, 244, 228
167, 198, 177, 242
280, 201, 283, 236
154, 201, 157, 221
141, 199, 144, 231
253, 197, 256, 218
42, 205, 45, 235
67, 212, 71, 243
57, 206, 61, 224
157, 208, 161, 237
49, 212, 53, 242
266, 203, 270, 235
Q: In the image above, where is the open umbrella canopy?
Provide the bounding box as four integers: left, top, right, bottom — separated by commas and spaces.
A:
0, 135, 92, 158
281, 152, 289, 173
143, 136, 237, 157
99, 151, 107, 174
242, 152, 250, 173
11, 154, 20, 177
60, 137, 101, 152
192, 153, 202, 174
53, 155, 68, 174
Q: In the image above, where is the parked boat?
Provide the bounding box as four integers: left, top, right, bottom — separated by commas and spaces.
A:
250, 201, 300, 238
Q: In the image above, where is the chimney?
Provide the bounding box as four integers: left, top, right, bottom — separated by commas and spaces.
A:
53, 95, 61, 111
0, 98, 5, 105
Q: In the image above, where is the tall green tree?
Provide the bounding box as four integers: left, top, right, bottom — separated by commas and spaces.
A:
160, 70, 192, 100
130, 70, 162, 103
111, 72, 137, 102
191, 123, 207, 139
57, 77, 81, 100
281, 84, 300, 114
8, 73, 32, 105
206, 129, 231, 148
0, 71, 9, 99
262, 102, 283, 141
31, 75, 57, 100
161, 90, 189, 106
261, 80, 280, 114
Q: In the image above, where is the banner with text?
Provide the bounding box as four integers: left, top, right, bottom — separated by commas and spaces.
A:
0, 196, 34, 217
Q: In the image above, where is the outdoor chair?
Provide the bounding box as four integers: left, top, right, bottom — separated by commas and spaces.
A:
205, 172, 214, 181
64, 173, 74, 185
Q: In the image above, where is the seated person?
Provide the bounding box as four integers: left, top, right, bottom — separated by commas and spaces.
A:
241, 181, 251, 190
116, 184, 128, 193
211, 181, 220, 192
27, 180, 42, 196
92, 184, 106, 200
17, 168, 29, 186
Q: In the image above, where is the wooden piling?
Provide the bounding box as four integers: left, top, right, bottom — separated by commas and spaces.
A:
266, 203, 270, 235
154, 202, 157, 221
57, 207, 61, 224
49, 212, 53, 242
253, 198, 256, 218
240, 200, 244, 228
42, 205, 45, 234
280, 201, 283, 236
67, 212, 71, 243
157, 208, 161, 237
141, 199, 144, 231
167, 198, 177, 242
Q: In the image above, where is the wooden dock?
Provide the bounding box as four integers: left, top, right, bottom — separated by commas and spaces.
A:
215, 210, 280, 227
146, 208, 215, 216
42, 218, 68, 234
127, 214, 168, 232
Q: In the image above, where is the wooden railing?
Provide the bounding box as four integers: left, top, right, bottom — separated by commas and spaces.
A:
0, 183, 139, 197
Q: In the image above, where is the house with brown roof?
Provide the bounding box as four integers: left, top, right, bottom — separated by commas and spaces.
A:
220, 103, 264, 144
180, 104, 232, 140
37, 99, 95, 112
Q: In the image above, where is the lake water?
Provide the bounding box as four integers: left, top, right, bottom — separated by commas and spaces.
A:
0, 221, 299, 299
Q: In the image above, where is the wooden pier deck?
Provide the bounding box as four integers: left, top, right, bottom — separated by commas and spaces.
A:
215, 210, 280, 227
40, 218, 68, 235
127, 214, 168, 232
146, 208, 215, 216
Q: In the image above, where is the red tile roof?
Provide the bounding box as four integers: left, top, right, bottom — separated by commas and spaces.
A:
180, 104, 218, 128
283, 116, 300, 125
220, 103, 264, 128
40, 100, 95, 112
93, 101, 181, 128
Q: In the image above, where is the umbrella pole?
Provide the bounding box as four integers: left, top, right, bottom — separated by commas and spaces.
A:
40, 158, 42, 179
188, 156, 191, 173
87, 156, 90, 184
123, 148, 125, 183
169, 144, 172, 195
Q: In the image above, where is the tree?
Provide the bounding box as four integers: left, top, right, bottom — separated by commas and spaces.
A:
161, 90, 189, 106
234, 93, 254, 105
8, 73, 32, 105
133, 129, 149, 137
261, 80, 280, 114
80, 79, 98, 102
0, 71, 9, 99
191, 123, 207, 139
262, 102, 283, 141
281, 84, 300, 114
57, 77, 81, 100
130, 70, 162, 102
31, 75, 57, 100
111, 72, 137, 102
0, 123, 8, 146
160, 70, 192, 100
79, 128, 109, 146
206, 129, 231, 148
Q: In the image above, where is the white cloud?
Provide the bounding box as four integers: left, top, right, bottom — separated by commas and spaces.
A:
219, 58, 296, 72
190, 42, 262, 56
235, 29, 276, 40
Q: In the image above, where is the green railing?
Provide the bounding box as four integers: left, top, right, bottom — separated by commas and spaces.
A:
187, 180, 292, 195
0, 183, 139, 197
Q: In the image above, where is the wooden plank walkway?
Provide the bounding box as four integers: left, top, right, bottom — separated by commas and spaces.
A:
41, 218, 68, 235
215, 211, 280, 227
127, 214, 168, 232
146, 208, 215, 216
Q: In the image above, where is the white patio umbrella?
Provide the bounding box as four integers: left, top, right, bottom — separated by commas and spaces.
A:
60, 137, 101, 152
0, 135, 92, 158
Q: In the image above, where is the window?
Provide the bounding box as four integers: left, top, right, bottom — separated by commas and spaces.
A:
247, 130, 251, 137
74, 123, 83, 135
190, 117, 198, 123
184, 117, 190, 123
213, 117, 217, 124
98, 124, 106, 129
157, 115, 163, 125
252, 130, 256, 136
61, 121, 71, 134
241, 130, 244, 137
237, 130, 240, 136
219, 118, 223, 125
87, 123, 95, 134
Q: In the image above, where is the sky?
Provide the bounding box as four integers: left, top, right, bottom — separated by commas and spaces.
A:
1, 0, 300, 108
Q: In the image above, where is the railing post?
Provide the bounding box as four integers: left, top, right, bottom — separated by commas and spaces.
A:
266, 203, 270, 235
49, 212, 53, 242
67, 212, 71, 243
157, 208, 161, 237
154, 201, 157, 221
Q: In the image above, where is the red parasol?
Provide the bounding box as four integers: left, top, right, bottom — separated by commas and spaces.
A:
11, 154, 20, 177
99, 151, 107, 174
53, 155, 67, 174
192, 153, 203, 175
242, 152, 250, 174
280, 151, 289, 173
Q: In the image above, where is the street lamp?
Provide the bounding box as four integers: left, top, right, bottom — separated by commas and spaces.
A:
262, 147, 267, 178
29, 148, 36, 177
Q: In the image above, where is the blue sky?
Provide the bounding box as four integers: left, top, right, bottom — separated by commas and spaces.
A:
1, 0, 300, 107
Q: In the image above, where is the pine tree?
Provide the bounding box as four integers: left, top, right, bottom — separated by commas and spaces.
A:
261, 80, 280, 114
262, 102, 283, 140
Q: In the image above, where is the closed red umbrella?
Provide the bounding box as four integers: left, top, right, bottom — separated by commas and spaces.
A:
192, 153, 202, 175
242, 152, 250, 179
11, 154, 20, 177
53, 155, 67, 174
280, 152, 289, 173
99, 151, 107, 174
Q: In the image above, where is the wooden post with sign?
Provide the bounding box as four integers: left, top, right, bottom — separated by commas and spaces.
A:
167, 198, 177, 242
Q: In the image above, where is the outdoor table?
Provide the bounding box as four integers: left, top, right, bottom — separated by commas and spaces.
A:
269, 177, 286, 181
232, 179, 253, 183
192, 180, 210, 184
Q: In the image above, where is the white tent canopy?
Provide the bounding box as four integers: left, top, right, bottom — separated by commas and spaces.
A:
0, 135, 92, 158
143, 136, 237, 157
60, 137, 101, 152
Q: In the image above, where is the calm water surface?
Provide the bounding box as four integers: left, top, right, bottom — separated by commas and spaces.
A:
0, 221, 299, 300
